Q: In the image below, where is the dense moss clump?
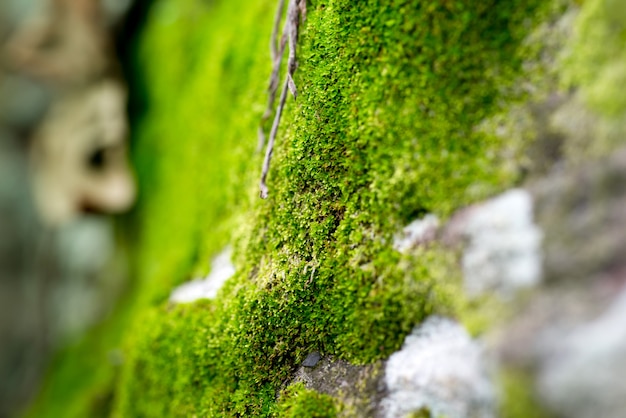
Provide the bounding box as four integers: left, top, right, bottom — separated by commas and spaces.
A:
276, 383, 338, 417
26, 0, 556, 416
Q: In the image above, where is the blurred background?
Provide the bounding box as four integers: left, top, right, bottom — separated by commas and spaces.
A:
0, 1, 141, 415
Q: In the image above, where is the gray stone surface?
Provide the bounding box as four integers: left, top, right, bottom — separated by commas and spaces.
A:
537, 284, 626, 418
393, 214, 439, 253
382, 317, 494, 418
289, 355, 386, 417
459, 189, 543, 298
532, 146, 626, 284
302, 351, 322, 368
490, 146, 626, 417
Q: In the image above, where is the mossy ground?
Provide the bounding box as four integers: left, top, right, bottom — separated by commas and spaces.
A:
26, 0, 558, 416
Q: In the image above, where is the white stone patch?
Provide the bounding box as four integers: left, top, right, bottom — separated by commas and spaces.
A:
169, 247, 235, 303
383, 317, 495, 418
537, 287, 626, 418
393, 214, 439, 253
462, 189, 543, 297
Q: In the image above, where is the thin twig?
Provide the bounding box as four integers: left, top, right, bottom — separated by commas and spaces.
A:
286, 0, 299, 77
270, 0, 286, 62
259, 0, 288, 152
260, 77, 290, 199
298, 0, 307, 20
258, 0, 306, 198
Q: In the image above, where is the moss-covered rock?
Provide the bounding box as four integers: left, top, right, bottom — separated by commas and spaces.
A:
25, 0, 568, 416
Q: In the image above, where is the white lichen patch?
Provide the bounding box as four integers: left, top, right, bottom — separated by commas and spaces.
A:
537, 286, 626, 418
169, 247, 235, 303
383, 316, 495, 418
393, 214, 439, 253
462, 189, 543, 297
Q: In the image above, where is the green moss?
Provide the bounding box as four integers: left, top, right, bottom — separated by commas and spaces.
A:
24, 290, 138, 418
499, 369, 554, 418
26, 0, 557, 416
408, 408, 433, 418
558, 0, 626, 160
458, 294, 508, 337
276, 383, 337, 417
563, 0, 626, 116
